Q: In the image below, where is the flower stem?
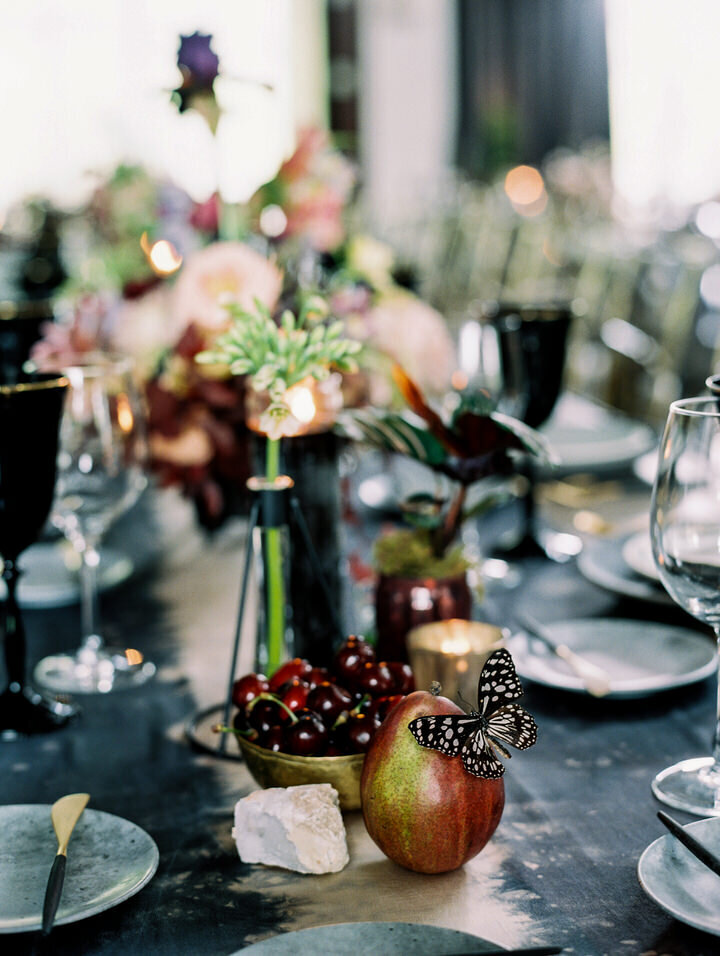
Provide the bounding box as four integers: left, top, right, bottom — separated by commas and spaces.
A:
264, 438, 285, 675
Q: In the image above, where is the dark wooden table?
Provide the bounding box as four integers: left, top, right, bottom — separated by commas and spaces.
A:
3, 479, 720, 956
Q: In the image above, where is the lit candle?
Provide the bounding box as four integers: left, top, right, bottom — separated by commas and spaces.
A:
246, 373, 344, 438
140, 232, 183, 276
406, 619, 508, 705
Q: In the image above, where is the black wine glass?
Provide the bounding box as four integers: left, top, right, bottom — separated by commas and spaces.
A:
0, 371, 77, 736
485, 301, 573, 559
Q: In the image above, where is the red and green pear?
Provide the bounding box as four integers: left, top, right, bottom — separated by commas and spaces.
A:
361, 690, 504, 874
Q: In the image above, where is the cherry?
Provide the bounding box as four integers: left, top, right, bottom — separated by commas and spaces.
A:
387, 661, 415, 695
333, 636, 376, 682
306, 681, 354, 728
232, 672, 269, 709
352, 661, 395, 698
339, 713, 375, 753
307, 666, 332, 689
257, 726, 285, 752
284, 709, 329, 756
278, 677, 311, 713
247, 698, 290, 734
232, 708, 249, 732
368, 694, 405, 724
268, 658, 313, 691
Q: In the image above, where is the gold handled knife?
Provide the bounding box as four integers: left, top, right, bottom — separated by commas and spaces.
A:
42, 793, 90, 935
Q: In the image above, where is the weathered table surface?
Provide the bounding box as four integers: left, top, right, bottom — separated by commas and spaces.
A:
2, 479, 720, 956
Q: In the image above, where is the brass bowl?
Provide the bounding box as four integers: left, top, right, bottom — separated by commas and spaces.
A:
237, 737, 365, 811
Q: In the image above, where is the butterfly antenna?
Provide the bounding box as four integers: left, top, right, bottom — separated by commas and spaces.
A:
457, 688, 473, 713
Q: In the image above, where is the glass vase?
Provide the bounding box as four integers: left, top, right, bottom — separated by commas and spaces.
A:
375, 571, 473, 663
247, 476, 295, 676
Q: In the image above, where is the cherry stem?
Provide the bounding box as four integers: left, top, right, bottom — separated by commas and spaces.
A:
212, 723, 255, 738
246, 691, 298, 723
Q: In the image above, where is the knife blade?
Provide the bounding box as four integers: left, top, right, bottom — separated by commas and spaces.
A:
517, 613, 612, 698
42, 793, 90, 935
657, 810, 720, 879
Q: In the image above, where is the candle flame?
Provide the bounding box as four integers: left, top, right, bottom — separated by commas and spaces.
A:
286, 384, 316, 425
140, 232, 183, 276
116, 393, 134, 433
440, 636, 472, 655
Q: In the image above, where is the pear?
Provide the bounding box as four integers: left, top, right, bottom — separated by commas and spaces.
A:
360, 689, 504, 873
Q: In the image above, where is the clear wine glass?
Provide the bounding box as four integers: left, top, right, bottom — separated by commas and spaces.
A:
651, 395, 720, 814
34, 355, 155, 694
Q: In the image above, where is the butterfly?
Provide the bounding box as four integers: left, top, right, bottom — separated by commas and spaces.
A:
408, 648, 537, 779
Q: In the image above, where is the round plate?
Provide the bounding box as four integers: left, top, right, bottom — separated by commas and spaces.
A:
621, 531, 659, 582
638, 818, 720, 935
3, 543, 133, 609
578, 535, 674, 606
507, 619, 716, 698
0, 805, 159, 933
231, 922, 502, 955
539, 393, 656, 477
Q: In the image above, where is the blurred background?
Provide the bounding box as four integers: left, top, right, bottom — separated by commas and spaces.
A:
2, 0, 720, 428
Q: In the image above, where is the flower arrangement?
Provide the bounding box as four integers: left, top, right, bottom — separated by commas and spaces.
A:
32, 239, 284, 527
27, 29, 455, 529
338, 365, 548, 579
248, 127, 357, 254
197, 295, 361, 673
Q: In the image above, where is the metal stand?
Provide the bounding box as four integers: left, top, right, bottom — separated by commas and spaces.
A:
185, 475, 344, 759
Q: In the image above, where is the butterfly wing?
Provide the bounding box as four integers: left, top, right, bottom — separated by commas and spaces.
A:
477, 648, 525, 717
487, 702, 538, 752
460, 728, 506, 778
408, 714, 478, 757
409, 650, 537, 780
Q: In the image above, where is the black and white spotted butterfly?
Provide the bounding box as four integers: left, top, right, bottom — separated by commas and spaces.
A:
408, 648, 537, 779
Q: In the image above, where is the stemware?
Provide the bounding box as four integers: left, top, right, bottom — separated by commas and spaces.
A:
482, 301, 573, 559
650, 396, 720, 814
0, 372, 77, 735
34, 356, 155, 694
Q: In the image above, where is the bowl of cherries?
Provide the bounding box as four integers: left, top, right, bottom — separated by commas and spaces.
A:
228, 635, 415, 810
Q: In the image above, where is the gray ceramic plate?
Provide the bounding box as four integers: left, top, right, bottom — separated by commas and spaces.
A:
578, 535, 674, 606
638, 818, 720, 935
1, 543, 133, 609
507, 619, 716, 698
620, 531, 658, 582
0, 805, 159, 933
539, 393, 656, 477
232, 921, 502, 954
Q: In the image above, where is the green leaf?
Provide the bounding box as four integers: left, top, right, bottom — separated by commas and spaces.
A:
336, 410, 449, 465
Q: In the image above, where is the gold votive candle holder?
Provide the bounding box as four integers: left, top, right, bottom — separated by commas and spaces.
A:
406, 619, 508, 705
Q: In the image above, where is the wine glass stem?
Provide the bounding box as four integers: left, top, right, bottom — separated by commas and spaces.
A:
713, 627, 720, 768
79, 542, 103, 652
2, 561, 25, 692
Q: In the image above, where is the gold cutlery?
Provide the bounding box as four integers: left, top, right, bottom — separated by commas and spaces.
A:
42, 792, 90, 934
519, 614, 612, 698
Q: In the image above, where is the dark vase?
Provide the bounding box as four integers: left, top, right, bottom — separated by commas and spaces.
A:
375, 572, 473, 663
283, 430, 343, 666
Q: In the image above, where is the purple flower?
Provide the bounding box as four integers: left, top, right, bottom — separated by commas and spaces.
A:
177, 32, 219, 90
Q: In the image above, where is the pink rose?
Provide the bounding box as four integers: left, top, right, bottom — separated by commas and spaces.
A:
365, 292, 456, 397
170, 241, 283, 331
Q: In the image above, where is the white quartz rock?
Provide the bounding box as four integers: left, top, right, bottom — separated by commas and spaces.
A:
233, 783, 349, 874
